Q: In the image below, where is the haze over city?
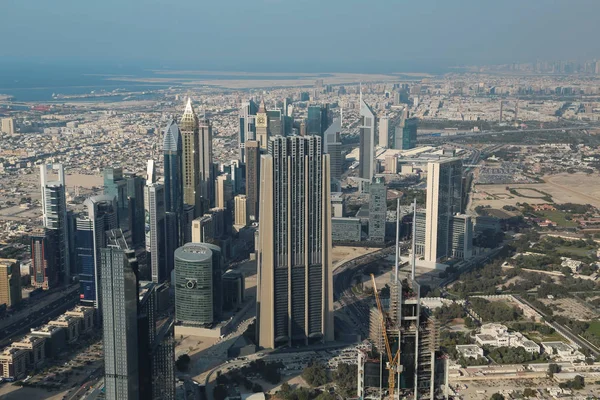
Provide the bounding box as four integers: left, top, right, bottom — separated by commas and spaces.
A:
1, 2, 600, 400
3, 0, 600, 71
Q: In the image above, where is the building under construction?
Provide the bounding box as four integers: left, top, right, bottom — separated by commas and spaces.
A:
362, 200, 444, 399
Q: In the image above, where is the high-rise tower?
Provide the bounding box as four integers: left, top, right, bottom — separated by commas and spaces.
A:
256, 135, 334, 349
245, 140, 261, 222
163, 119, 183, 276
101, 230, 139, 400
368, 177, 387, 243
255, 100, 269, 150
76, 195, 118, 309
239, 100, 258, 162
144, 161, 167, 283
40, 164, 71, 284
423, 158, 463, 263
359, 94, 377, 180
180, 98, 200, 210
198, 115, 214, 206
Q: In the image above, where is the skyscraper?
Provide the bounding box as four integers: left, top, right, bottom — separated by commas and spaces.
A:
323, 118, 342, 182
378, 116, 389, 148
233, 194, 248, 229
423, 158, 463, 263
40, 164, 70, 284
257, 135, 334, 348
245, 140, 261, 222
102, 229, 175, 400
174, 243, 218, 325
239, 100, 258, 162
76, 195, 118, 308
0, 259, 21, 308
125, 172, 146, 248
101, 230, 139, 400
163, 119, 183, 277
359, 94, 377, 180
144, 161, 167, 283
198, 115, 214, 207
163, 119, 183, 218
180, 98, 200, 210
307, 105, 331, 137
30, 229, 59, 290
368, 177, 387, 243
1, 118, 14, 135
255, 100, 269, 150
103, 167, 128, 229
393, 109, 418, 150
215, 174, 233, 209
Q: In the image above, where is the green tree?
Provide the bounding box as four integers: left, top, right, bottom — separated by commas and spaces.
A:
490, 394, 505, 400
302, 362, 329, 387
334, 363, 357, 397
213, 384, 228, 400
175, 354, 191, 372
548, 363, 561, 378
523, 388, 536, 397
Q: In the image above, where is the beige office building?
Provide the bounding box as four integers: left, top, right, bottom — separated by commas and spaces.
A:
192, 215, 213, 243
257, 135, 334, 349
234, 195, 248, 228
215, 174, 232, 209
1, 118, 14, 135
0, 259, 21, 308
180, 98, 200, 209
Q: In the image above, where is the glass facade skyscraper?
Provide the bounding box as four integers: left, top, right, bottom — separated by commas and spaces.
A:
76, 195, 118, 308
359, 96, 377, 180
163, 119, 183, 276
101, 231, 139, 400
40, 164, 70, 284
174, 243, 216, 325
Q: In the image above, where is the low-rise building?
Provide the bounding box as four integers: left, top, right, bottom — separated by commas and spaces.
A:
456, 344, 484, 359
30, 324, 67, 358
542, 342, 585, 362
65, 306, 95, 333
332, 217, 362, 242
475, 323, 541, 353
0, 347, 28, 379
11, 335, 46, 369
49, 315, 80, 343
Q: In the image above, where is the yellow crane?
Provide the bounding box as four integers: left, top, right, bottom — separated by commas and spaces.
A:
371, 273, 401, 399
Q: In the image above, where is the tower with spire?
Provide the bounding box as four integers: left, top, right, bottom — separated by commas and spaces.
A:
255, 99, 269, 150
180, 98, 201, 212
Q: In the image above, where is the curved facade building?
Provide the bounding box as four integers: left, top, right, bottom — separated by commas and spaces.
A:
174, 243, 214, 326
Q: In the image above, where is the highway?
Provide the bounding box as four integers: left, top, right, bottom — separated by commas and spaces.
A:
417, 126, 597, 143
515, 295, 600, 358
0, 285, 80, 346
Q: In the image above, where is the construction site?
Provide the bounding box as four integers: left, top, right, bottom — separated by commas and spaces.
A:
358, 202, 446, 400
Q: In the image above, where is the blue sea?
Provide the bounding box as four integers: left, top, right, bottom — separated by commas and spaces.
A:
0, 65, 331, 103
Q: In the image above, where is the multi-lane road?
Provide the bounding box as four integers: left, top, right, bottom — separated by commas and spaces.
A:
0, 284, 80, 346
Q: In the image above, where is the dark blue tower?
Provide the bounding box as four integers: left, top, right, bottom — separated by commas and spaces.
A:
163, 119, 183, 276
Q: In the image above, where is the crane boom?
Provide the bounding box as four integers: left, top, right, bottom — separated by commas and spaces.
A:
371, 273, 400, 399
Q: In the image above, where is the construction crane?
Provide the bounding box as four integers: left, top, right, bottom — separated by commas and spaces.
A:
371, 273, 400, 399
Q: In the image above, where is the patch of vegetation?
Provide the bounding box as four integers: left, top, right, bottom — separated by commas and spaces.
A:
433, 303, 467, 324
469, 298, 523, 322
487, 346, 549, 364
302, 362, 329, 387
333, 363, 357, 397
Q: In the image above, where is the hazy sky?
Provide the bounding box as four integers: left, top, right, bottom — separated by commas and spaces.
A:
3, 0, 600, 72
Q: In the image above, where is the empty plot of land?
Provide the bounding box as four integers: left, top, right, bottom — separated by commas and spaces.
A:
472, 173, 600, 211
540, 297, 598, 321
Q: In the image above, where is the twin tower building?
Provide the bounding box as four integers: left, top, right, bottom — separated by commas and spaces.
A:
165, 100, 334, 349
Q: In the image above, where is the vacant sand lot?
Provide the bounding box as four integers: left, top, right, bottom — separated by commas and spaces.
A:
471, 172, 600, 211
